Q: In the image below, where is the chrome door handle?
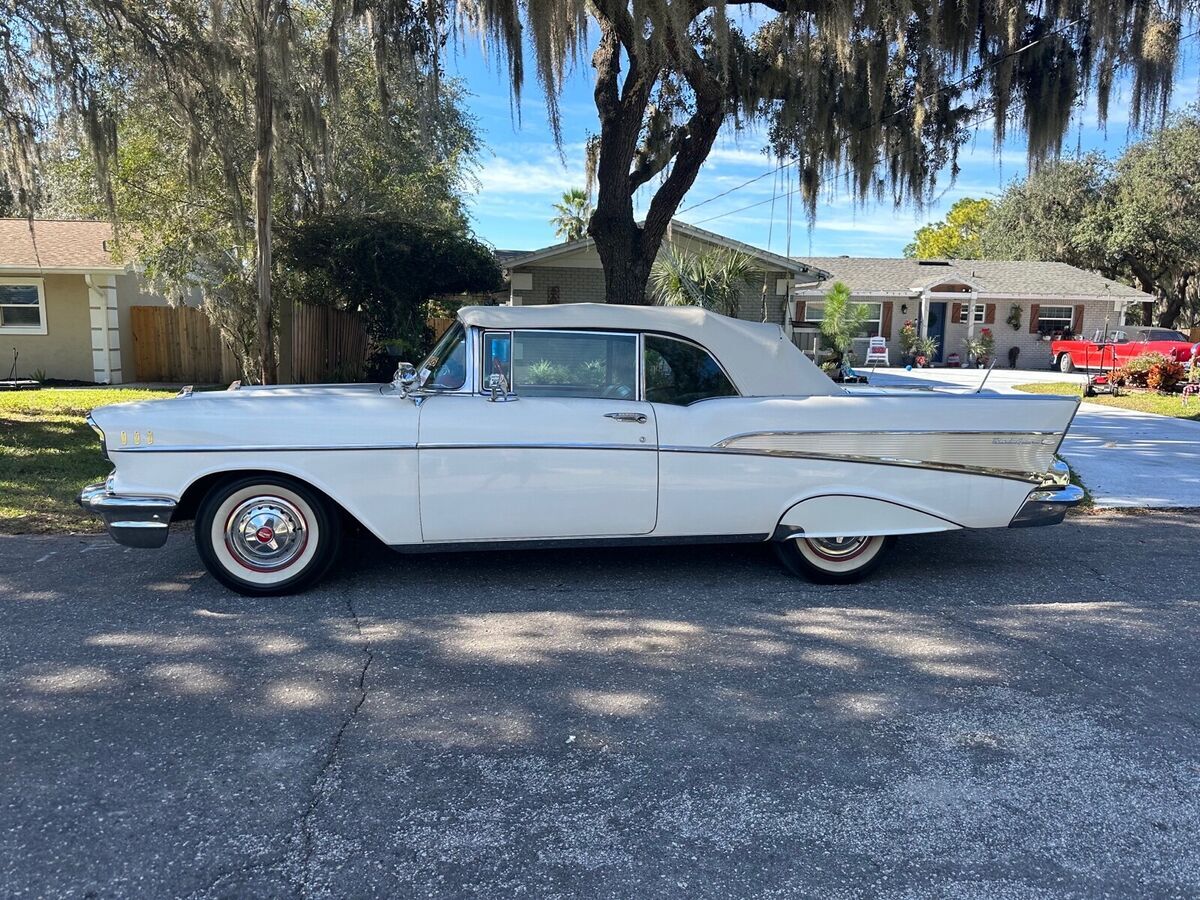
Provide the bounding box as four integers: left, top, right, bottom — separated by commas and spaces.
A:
605, 412, 647, 424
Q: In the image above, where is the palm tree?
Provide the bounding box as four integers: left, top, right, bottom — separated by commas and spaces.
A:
818, 281, 872, 366
650, 245, 757, 317
549, 189, 592, 242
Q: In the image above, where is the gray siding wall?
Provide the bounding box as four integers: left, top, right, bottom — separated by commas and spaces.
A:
733, 270, 791, 326
513, 264, 793, 327
513, 266, 608, 306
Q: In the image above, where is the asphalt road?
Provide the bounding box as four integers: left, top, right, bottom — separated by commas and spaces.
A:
2, 514, 1198, 899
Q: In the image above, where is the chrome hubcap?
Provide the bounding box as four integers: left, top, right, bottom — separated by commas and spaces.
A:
225, 496, 307, 570
805, 535, 871, 560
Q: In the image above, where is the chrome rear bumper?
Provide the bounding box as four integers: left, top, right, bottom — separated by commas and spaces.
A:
77, 482, 176, 548
1010, 462, 1085, 529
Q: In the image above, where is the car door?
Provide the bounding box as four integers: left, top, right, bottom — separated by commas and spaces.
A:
417, 328, 658, 542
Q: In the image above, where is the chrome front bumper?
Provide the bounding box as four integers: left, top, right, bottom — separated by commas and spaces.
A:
1010, 461, 1085, 528
77, 482, 176, 548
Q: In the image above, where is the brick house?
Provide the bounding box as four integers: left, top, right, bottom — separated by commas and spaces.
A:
790, 257, 1151, 368
505, 221, 805, 324
504, 223, 1152, 369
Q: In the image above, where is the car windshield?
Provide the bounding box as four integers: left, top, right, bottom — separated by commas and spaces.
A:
419, 323, 467, 390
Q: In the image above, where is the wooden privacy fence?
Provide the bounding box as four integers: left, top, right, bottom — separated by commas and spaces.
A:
130, 303, 369, 384
427, 316, 456, 341
290, 303, 370, 383
130, 305, 232, 383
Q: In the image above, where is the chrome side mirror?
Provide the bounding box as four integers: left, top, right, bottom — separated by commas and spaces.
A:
392, 362, 418, 397
487, 373, 515, 402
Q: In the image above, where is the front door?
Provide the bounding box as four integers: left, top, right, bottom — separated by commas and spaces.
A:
416, 329, 659, 543
927, 302, 947, 363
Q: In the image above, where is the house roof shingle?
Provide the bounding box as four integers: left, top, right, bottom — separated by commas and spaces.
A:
794, 256, 1149, 299
0, 218, 125, 272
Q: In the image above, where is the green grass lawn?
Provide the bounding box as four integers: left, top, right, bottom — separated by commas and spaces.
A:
1014, 381, 1200, 422
0, 388, 175, 534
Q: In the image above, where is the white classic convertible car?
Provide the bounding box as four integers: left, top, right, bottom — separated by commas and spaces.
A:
79, 304, 1082, 595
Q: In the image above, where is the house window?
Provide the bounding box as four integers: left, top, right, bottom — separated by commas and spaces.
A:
0, 279, 46, 334
957, 303, 986, 324
1037, 305, 1075, 336
802, 301, 884, 336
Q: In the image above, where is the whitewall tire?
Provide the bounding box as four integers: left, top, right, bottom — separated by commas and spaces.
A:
774, 534, 893, 584
195, 476, 342, 596
1057, 354, 1075, 374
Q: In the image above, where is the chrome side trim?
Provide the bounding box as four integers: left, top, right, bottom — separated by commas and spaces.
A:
713, 429, 1063, 445
110, 442, 660, 454
660, 444, 1047, 483
111, 444, 418, 453
422, 442, 657, 452
708, 430, 1065, 484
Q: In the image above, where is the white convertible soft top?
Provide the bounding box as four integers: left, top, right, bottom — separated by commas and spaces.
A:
458, 303, 842, 397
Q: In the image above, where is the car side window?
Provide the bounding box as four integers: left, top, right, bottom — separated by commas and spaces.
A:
482, 330, 638, 400
643, 334, 738, 405
425, 324, 468, 390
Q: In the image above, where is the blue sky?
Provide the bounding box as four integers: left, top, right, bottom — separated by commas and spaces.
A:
449, 26, 1200, 258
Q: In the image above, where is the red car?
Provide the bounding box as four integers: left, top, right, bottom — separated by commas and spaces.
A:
1050, 328, 1197, 373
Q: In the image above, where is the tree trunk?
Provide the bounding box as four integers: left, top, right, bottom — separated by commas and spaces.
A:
591, 217, 655, 304
585, 8, 724, 307
1156, 273, 1191, 328
253, 0, 277, 384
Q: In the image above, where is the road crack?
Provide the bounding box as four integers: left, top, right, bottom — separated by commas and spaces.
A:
292, 588, 374, 898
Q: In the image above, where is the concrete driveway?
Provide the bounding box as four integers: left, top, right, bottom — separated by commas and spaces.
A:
867, 367, 1200, 508
2, 518, 1199, 898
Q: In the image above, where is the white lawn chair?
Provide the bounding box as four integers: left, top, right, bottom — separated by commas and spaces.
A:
864, 336, 890, 366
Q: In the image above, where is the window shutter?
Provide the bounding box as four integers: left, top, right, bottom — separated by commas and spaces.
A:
1029, 303, 1040, 333
880, 301, 893, 338
950, 302, 962, 323
1073, 304, 1086, 332
795, 300, 806, 322
984, 303, 996, 324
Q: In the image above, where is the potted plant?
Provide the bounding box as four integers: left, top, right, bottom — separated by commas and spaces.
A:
963, 328, 995, 367
898, 320, 918, 366
911, 335, 939, 367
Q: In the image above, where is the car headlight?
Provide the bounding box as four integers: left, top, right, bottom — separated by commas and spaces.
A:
86, 413, 109, 461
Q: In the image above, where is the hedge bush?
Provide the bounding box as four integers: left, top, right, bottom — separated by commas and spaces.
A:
1113, 352, 1186, 392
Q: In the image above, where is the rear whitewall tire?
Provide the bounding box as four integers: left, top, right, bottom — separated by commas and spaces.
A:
1058, 354, 1076, 374
774, 534, 893, 584
195, 476, 342, 596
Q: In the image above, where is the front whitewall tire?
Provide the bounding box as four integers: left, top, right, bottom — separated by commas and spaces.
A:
195, 476, 342, 596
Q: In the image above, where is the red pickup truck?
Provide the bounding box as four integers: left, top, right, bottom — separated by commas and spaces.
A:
1050, 328, 1197, 373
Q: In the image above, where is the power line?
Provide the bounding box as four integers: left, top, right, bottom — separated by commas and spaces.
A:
676, 11, 1163, 217
687, 101, 1009, 228
686, 24, 1200, 231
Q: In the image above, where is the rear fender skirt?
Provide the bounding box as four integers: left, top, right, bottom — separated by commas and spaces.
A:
774, 494, 963, 540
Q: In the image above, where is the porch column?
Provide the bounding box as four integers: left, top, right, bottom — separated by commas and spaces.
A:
966, 294, 978, 341
919, 294, 930, 338
85, 273, 122, 384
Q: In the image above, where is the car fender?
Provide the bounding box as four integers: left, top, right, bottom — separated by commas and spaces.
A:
111, 449, 420, 545
774, 493, 963, 539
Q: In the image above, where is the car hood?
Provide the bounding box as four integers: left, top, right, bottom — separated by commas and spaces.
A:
89, 382, 415, 453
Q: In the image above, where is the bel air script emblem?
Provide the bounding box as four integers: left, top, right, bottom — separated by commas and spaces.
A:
991, 436, 1055, 445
